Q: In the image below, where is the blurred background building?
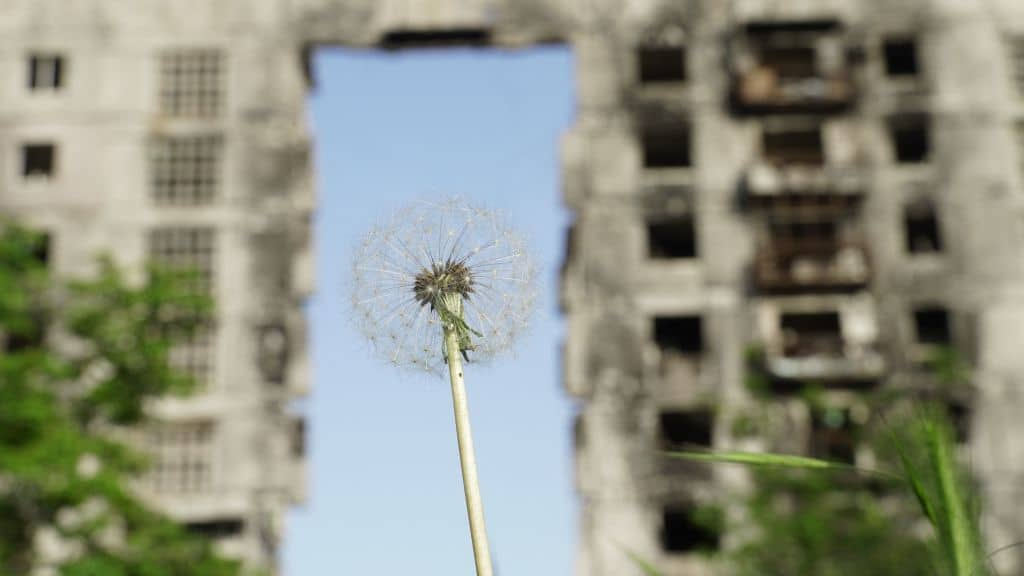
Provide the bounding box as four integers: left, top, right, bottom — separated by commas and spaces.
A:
4, 1, 1024, 575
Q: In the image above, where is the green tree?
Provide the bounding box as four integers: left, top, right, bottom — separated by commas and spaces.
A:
0, 224, 242, 575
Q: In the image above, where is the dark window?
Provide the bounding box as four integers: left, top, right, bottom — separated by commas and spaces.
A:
659, 410, 713, 449
648, 216, 697, 259
763, 127, 824, 166
780, 311, 842, 357
291, 418, 306, 458
760, 46, 817, 79
22, 144, 56, 178
185, 518, 244, 539
654, 316, 703, 355
914, 306, 951, 345
883, 37, 919, 77
662, 506, 721, 554
889, 118, 930, 163
642, 127, 691, 168
638, 46, 687, 83
28, 53, 64, 90
904, 203, 942, 254
809, 406, 857, 464
946, 402, 970, 444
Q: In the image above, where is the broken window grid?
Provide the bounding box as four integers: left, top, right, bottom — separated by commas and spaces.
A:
146, 421, 215, 493
150, 135, 222, 205
149, 227, 216, 386
159, 49, 225, 117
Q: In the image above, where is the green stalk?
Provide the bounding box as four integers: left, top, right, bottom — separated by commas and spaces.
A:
441, 294, 494, 576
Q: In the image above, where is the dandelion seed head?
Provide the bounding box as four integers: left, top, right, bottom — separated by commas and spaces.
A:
350, 197, 538, 375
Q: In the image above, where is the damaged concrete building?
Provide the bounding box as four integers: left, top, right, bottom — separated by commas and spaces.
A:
3, 0, 1024, 575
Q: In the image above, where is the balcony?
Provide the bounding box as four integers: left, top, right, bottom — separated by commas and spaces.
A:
730, 20, 856, 114
759, 310, 885, 382
754, 240, 870, 294
743, 161, 865, 201
732, 69, 854, 114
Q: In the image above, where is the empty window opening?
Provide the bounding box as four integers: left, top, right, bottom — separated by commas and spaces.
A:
654, 316, 703, 355
291, 418, 306, 458
889, 118, 930, 164
150, 135, 222, 205
904, 203, 942, 254
1008, 36, 1024, 98
810, 406, 857, 464
913, 306, 951, 346
883, 37, 919, 77
661, 506, 721, 554
780, 311, 842, 356
760, 46, 817, 79
642, 127, 691, 168
28, 53, 64, 90
763, 127, 824, 166
947, 402, 970, 444
160, 49, 225, 117
185, 518, 244, 539
769, 220, 838, 249
380, 28, 492, 50
659, 410, 713, 449
22, 144, 56, 178
638, 46, 687, 83
648, 215, 697, 259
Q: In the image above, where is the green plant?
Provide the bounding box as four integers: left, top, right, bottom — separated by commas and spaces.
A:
0, 224, 244, 575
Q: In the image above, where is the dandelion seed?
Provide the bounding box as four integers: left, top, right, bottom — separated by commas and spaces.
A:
350, 196, 537, 375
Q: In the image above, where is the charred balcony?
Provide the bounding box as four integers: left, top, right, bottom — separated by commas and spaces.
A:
757, 307, 885, 382
754, 238, 870, 294
730, 20, 857, 115
742, 122, 865, 201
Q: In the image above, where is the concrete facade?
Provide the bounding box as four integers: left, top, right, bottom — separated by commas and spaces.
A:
4, 0, 1024, 574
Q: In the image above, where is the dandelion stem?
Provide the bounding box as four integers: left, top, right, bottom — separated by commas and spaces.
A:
443, 301, 494, 576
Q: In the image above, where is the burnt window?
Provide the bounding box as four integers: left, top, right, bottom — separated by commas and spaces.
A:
889, 118, 930, 164
883, 37, 919, 77
913, 306, 951, 346
760, 46, 817, 79
648, 215, 697, 259
809, 406, 857, 464
22, 144, 56, 178
763, 126, 824, 166
642, 126, 691, 168
654, 316, 703, 355
185, 518, 244, 539
637, 46, 687, 83
904, 203, 942, 254
28, 53, 64, 90
661, 505, 721, 554
659, 410, 713, 449
780, 311, 842, 357
769, 220, 838, 248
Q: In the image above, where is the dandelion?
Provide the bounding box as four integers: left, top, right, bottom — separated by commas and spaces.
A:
350, 196, 537, 576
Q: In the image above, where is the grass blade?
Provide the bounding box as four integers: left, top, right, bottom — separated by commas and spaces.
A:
622, 546, 662, 576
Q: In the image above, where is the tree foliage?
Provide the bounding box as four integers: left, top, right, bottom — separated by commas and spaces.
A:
0, 224, 242, 575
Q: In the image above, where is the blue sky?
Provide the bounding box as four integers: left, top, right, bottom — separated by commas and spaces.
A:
282, 47, 577, 575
